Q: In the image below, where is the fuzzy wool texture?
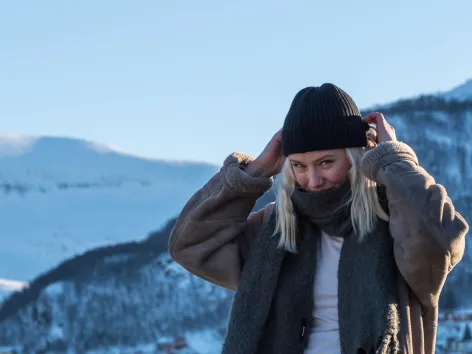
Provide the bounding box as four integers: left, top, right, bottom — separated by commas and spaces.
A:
222, 206, 287, 354
220, 152, 273, 196
281, 84, 369, 155
222, 181, 402, 354
361, 141, 419, 181
337, 208, 400, 354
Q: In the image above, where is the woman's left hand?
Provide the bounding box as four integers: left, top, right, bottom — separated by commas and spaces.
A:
362, 112, 397, 144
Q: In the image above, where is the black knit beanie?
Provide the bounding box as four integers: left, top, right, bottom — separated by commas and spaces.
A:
282, 83, 370, 156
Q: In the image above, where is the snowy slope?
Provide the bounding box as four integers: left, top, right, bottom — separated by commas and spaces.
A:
442, 78, 472, 101
0, 135, 219, 289
0, 249, 232, 353
0, 279, 28, 304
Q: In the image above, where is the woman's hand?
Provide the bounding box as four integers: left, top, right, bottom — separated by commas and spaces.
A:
245, 128, 286, 178
362, 112, 397, 144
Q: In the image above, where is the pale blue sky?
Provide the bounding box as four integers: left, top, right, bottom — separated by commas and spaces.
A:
1, 1, 471, 165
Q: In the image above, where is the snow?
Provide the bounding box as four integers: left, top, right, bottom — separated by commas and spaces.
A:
442, 78, 472, 101
80, 329, 225, 354
0, 279, 28, 292
85, 343, 163, 354
2, 248, 231, 351
43, 282, 65, 296
386, 114, 408, 133
431, 111, 452, 124
185, 329, 223, 354
424, 128, 455, 146
0, 183, 177, 281
48, 323, 65, 342
0, 279, 28, 302
0, 135, 219, 295
0, 134, 37, 156
0, 135, 216, 185
464, 111, 472, 178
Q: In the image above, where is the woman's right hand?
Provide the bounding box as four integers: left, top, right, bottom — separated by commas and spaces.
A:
245, 128, 286, 178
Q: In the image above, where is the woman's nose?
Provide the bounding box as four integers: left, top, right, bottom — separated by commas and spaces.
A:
307, 168, 324, 189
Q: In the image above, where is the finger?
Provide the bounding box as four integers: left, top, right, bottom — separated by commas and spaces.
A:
273, 128, 282, 138
366, 114, 388, 132
274, 129, 283, 141
362, 112, 385, 123
362, 113, 379, 124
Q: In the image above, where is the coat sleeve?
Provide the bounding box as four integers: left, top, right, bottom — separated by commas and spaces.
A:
361, 141, 469, 309
168, 152, 274, 291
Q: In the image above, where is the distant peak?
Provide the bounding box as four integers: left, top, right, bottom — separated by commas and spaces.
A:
86, 141, 127, 154
442, 78, 472, 101
0, 134, 38, 156
0, 134, 132, 158
0, 278, 29, 292
0, 134, 216, 166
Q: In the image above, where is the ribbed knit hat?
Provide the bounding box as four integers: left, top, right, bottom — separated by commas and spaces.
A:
282, 83, 369, 156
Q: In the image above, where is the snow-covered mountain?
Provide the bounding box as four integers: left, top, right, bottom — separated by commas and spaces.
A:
442, 78, 472, 102
0, 135, 219, 291
0, 78, 471, 353
0, 218, 233, 353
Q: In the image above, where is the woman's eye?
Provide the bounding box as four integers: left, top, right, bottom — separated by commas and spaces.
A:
320, 160, 333, 166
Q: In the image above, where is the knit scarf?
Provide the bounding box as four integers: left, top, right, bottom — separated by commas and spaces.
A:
222, 181, 401, 354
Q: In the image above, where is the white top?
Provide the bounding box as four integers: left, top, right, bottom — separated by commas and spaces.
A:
304, 231, 343, 354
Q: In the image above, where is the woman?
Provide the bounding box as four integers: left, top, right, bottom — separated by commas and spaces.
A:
168, 84, 468, 354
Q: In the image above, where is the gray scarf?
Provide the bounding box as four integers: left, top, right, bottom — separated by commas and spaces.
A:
222, 182, 401, 354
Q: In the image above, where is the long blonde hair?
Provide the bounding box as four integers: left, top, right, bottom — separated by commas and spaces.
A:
273, 145, 389, 253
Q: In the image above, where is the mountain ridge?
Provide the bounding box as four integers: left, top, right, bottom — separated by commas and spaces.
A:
0, 135, 220, 286
441, 78, 472, 101
0, 134, 218, 166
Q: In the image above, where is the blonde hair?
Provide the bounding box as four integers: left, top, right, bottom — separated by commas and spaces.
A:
273, 145, 389, 253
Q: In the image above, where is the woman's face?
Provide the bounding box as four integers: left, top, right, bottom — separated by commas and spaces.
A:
288, 149, 351, 192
